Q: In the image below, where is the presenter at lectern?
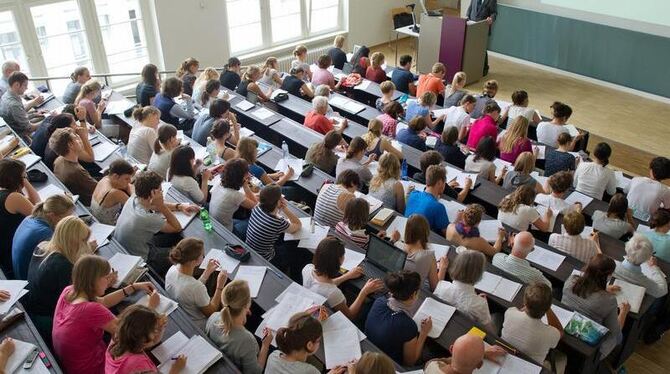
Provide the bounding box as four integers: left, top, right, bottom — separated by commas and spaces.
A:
466, 0, 497, 76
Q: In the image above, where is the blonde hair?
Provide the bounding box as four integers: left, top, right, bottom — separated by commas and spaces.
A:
447, 71, 466, 96
75, 79, 102, 104
261, 57, 278, 76
194, 67, 219, 87
218, 280, 251, 334
242, 66, 260, 82
293, 45, 307, 58
370, 153, 400, 191
379, 81, 395, 95
361, 118, 382, 148
32, 194, 74, 223
431, 63, 445, 74
499, 116, 530, 153
333, 35, 345, 48
419, 91, 437, 107
236, 137, 258, 164
40, 216, 91, 265
370, 52, 385, 68
513, 151, 536, 175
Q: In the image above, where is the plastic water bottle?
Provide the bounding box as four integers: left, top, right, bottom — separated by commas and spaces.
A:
200, 208, 213, 232
401, 159, 408, 180
281, 141, 289, 159
206, 138, 217, 165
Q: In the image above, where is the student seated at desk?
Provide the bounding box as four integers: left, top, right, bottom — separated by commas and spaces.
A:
614, 234, 667, 298
106, 305, 187, 374
424, 334, 506, 374
0, 72, 42, 142
398, 214, 448, 291
469, 80, 498, 120
302, 236, 383, 320
548, 211, 601, 263
492, 231, 551, 286
369, 153, 406, 213
281, 67, 314, 100
435, 249, 496, 332
365, 52, 387, 84
498, 185, 554, 232
12, 194, 74, 280
166, 238, 228, 330
91, 160, 134, 225
0, 159, 40, 276
236, 66, 272, 102
50, 127, 97, 205
236, 137, 294, 186
220, 57, 242, 91
313, 84, 336, 116
328, 35, 347, 70
405, 165, 450, 235
312, 55, 339, 90
435, 127, 468, 169
210, 158, 257, 236
624, 156, 670, 221
113, 170, 198, 262
405, 92, 443, 130
397, 116, 428, 152
353, 352, 395, 374
0, 60, 19, 96
127, 106, 159, 164
501, 282, 563, 370
42, 112, 95, 170
365, 271, 431, 366
391, 54, 417, 96
573, 142, 616, 200
336, 197, 373, 249
258, 57, 283, 87
192, 67, 220, 107
24, 216, 91, 341
336, 137, 374, 186
52, 255, 159, 374
375, 81, 395, 112
314, 169, 359, 227
176, 57, 199, 96
443, 71, 467, 108
500, 90, 541, 125
535, 171, 581, 215
376, 101, 403, 138
136, 63, 160, 107
291, 45, 313, 82
168, 145, 211, 204
446, 204, 505, 257
501, 152, 544, 193
465, 136, 500, 183
498, 116, 533, 164
305, 96, 348, 135
305, 130, 343, 175
643, 209, 670, 263
148, 123, 179, 180
266, 312, 328, 374
62, 66, 91, 105
466, 101, 500, 151
536, 102, 582, 148
154, 77, 196, 132
192, 99, 239, 148
362, 118, 403, 160
561, 254, 629, 359
443, 95, 476, 142
350, 46, 370, 76
417, 63, 446, 99
75, 79, 107, 131
545, 134, 577, 178
413, 151, 471, 202
206, 280, 272, 374
592, 193, 634, 239
197, 79, 221, 109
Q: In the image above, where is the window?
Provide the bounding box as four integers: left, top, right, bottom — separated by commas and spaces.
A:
226, 0, 263, 54
270, 0, 302, 43
309, 0, 340, 33
0, 11, 29, 74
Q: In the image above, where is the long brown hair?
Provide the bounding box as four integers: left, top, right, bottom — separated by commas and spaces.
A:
110, 305, 160, 358
176, 57, 199, 78
154, 124, 177, 154
311, 130, 342, 163
572, 254, 615, 298
169, 238, 204, 264
67, 255, 110, 302
275, 312, 322, 354
499, 184, 536, 213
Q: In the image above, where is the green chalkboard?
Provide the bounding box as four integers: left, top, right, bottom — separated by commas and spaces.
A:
489, 5, 670, 98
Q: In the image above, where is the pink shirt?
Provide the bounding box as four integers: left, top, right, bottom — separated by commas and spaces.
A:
105, 346, 157, 374
499, 138, 532, 163
53, 286, 115, 374
79, 98, 97, 125
377, 113, 398, 138
312, 68, 335, 87
467, 115, 498, 150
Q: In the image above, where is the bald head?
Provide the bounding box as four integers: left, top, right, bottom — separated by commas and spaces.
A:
2, 60, 19, 78
450, 334, 485, 373
511, 231, 535, 259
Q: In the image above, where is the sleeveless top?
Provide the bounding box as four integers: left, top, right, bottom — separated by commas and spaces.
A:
236, 80, 251, 98
365, 137, 383, 158
0, 190, 26, 275
369, 179, 398, 211
90, 189, 129, 225
153, 94, 179, 125
314, 184, 347, 227
281, 75, 305, 99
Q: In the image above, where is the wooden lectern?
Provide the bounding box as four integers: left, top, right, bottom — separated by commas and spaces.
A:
417, 15, 489, 83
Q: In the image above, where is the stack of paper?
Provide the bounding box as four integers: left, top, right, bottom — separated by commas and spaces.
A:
439, 199, 466, 223
541, 304, 575, 328
264, 296, 316, 331
341, 248, 366, 272
251, 107, 275, 120
136, 293, 179, 316
475, 272, 522, 302
4, 339, 37, 374
613, 278, 646, 313
615, 171, 632, 190
412, 297, 456, 338
478, 220, 503, 242
387, 216, 408, 239
323, 325, 362, 369
526, 246, 566, 271
37, 185, 78, 204
275, 282, 327, 306
234, 266, 267, 298
235, 100, 255, 111
446, 166, 477, 189
275, 158, 304, 181
493, 159, 512, 178
16, 153, 41, 168
0, 280, 28, 315
354, 191, 383, 212
199, 248, 241, 273
156, 334, 222, 374
89, 222, 115, 248
565, 191, 594, 208
108, 253, 144, 288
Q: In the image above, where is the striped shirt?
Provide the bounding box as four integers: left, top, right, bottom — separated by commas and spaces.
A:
335, 221, 369, 250
548, 234, 597, 263
492, 253, 551, 287
314, 184, 348, 228
245, 206, 290, 260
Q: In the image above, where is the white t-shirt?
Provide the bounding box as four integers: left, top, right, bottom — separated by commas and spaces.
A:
507, 105, 536, 123
501, 307, 560, 364
127, 126, 157, 164
535, 194, 574, 215
573, 161, 617, 199
434, 280, 492, 326
301, 264, 346, 308
536, 122, 568, 147
210, 186, 246, 231
443, 106, 470, 131
625, 177, 670, 221
165, 265, 210, 329
497, 204, 540, 231
170, 175, 204, 203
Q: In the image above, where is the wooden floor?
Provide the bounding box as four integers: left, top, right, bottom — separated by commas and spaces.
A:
372, 38, 670, 179
373, 38, 670, 373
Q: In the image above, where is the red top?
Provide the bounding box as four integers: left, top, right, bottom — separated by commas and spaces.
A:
366, 66, 387, 83
467, 115, 498, 150
304, 110, 334, 135
499, 137, 533, 163
416, 73, 445, 98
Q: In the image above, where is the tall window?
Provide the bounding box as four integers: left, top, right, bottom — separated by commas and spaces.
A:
0, 11, 29, 74
270, 0, 302, 43
226, 0, 263, 54
309, 0, 340, 33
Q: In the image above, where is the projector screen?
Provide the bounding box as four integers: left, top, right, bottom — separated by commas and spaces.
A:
541, 0, 670, 27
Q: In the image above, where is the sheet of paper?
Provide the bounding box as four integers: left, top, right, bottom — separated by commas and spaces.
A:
5, 339, 36, 374
105, 100, 135, 115
531, 204, 556, 232
478, 220, 503, 242
37, 185, 75, 203
500, 353, 542, 374
93, 141, 119, 162
439, 199, 466, 224
613, 278, 646, 313
341, 248, 366, 272
251, 107, 275, 120
446, 166, 477, 189
432, 108, 450, 117
157, 335, 222, 374
89, 222, 115, 245
297, 224, 329, 249
329, 95, 348, 107
474, 272, 500, 294
427, 243, 450, 261
275, 282, 327, 306
614, 171, 631, 190
400, 180, 426, 195
354, 191, 383, 212
354, 80, 371, 90
235, 266, 267, 298
16, 153, 41, 168
535, 145, 546, 160
564, 124, 580, 137
386, 216, 408, 239
493, 158, 512, 178
199, 248, 241, 273
235, 100, 255, 111
494, 277, 522, 302
0, 280, 28, 315
413, 297, 456, 338
136, 293, 179, 316
284, 217, 317, 241
526, 245, 566, 271
152, 331, 189, 363
239, 127, 255, 138
565, 191, 594, 208
108, 253, 142, 288
274, 158, 304, 181
322, 311, 365, 341
636, 224, 652, 233
542, 304, 575, 328
264, 296, 315, 331
343, 100, 365, 114
323, 327, 362, 369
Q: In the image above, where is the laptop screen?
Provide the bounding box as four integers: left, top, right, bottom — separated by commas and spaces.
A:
366, 236, 407, 273
246, 90, 259, 104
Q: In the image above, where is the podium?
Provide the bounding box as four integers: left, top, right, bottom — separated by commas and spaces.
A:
417, 15, 489, 83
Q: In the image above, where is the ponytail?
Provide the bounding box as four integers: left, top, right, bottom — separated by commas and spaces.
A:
70, 67, 88, 83
168, 238, 204, 265
293, 45, 307, 58
154, 124, 178, 154
218, 280, 251, 334
133, 106, 160, 123
32, 194, 75, 223
275, 312, 322, 355
176, 57, 198, 78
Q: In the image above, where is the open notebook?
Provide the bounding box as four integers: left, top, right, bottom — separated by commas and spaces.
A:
613, 278, 646, 314
0, 280, 28, 315
412, 297, 456, 338
108, 253, 144, 288
154, 333, 222, 374
474, 272, 523, 302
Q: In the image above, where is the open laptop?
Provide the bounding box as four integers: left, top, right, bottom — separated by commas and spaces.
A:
364, 235, 408, 279
246, 90, 259, 105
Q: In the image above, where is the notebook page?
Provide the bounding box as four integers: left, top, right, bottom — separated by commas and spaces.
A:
136, 293, 179, 316
108, 253, 142, 288
264, 296, 315, 331
158, 335, 222, 374
613, 279, 646, 313
427, 243, 450, 261
439, 199, 466, 224
386, 216, 408, 239
93, 141, 119, 162
341, 248, 366, 272
323, 327, 362, 369
493, 277, 522, 302
565, 191, 594, 208
526, 246, 566, 271
5, 339, 36, 374
297, 224, 329, 249
500, 353, 542, 374
322, 311, 366, 341
274, 158, 304, 181
478, 220, 503, 242
234, 266, 267, 298
198, 248, 241, 273
151, 331, 188, 363
542, 304, 575, 328
284, 217, 317, 241
412, 297, 456, 338
475, 272, 501, 294
275, 282, 327, 306
89, 222, 115, 245
251, 107, 275, 120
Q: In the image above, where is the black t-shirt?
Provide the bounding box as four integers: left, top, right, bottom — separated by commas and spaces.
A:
136, 82, 158, 107
281, 75, 306, 99
220, 70, 241, 91
328, 47, 347, 70
25, 252, 73, 316
435, 140, 467, 169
